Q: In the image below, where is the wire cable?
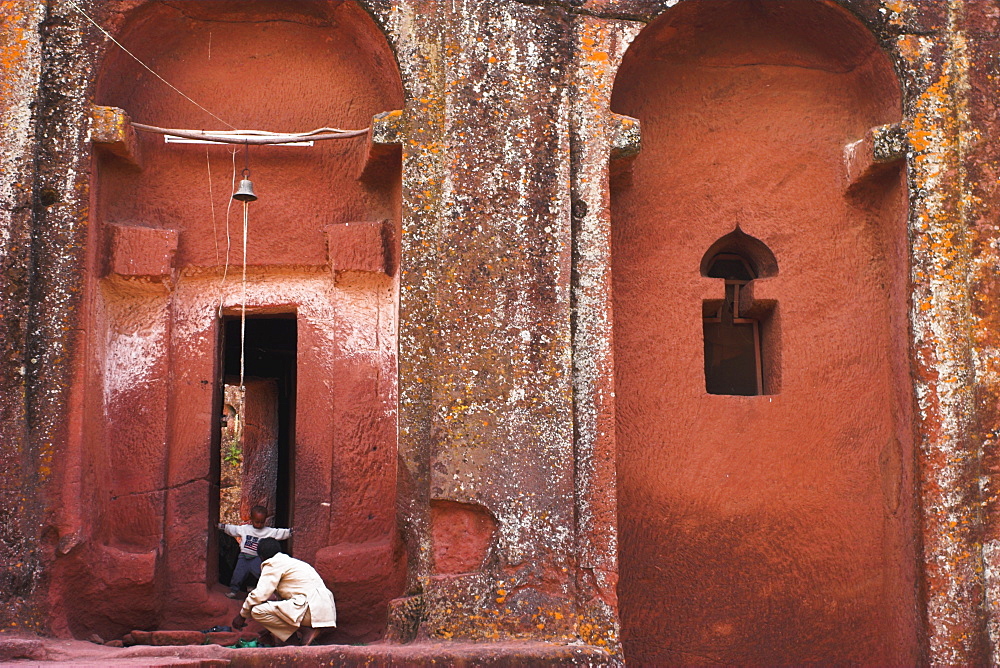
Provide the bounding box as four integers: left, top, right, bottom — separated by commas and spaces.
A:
207, 147, 219, 267
133, 123, 368, 144
218, 147, 237, 317
65, 0, 235, 129
240, 200, 248, 398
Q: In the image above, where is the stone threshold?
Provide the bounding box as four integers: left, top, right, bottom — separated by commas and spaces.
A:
1, 635, 620, 667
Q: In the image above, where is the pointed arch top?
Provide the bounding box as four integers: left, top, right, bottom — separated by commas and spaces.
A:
700, 228, 777, 279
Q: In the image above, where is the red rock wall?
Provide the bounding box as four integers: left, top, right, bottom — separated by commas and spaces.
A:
3, 1, 1000, 664
611, 2, 919, 664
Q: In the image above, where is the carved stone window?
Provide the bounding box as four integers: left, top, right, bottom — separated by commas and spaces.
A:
703, 253, 762, 395
701, 230, 779, 396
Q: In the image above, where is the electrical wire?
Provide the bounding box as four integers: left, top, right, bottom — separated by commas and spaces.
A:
240, 200, 248, 401
133, 123, 368, 144
207, 147, 219, 267
65, 0, 235, 130
218, 147, 237, 317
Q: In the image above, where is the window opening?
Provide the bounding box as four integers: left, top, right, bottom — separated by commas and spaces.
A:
703, 253, 763, 395
216, 315, 297, 587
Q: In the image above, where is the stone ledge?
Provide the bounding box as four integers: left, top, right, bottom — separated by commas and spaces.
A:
844, 123, 907, 188
609, 113, 640, 161
359, 109, 404, 181
0, 635, 47, 662
25, 636, 621, 667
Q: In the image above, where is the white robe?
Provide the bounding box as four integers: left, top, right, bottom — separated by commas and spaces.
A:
240, 552, 336, 638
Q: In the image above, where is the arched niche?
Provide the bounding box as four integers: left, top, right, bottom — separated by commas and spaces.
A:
610, 1, 916, 664
61, 0, 405, 641
699, 228, 778, 279
94, 0, 403, 266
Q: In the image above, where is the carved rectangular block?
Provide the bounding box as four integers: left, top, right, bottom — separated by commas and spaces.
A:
107, 224, 177, 278
844, 123, 906, 188
89, 105, 141, 167
359, 109, 404, 181
610, 113, 641, 161
326, 220, 393, 275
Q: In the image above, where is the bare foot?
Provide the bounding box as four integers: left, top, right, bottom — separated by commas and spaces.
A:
300, 626, 319, 646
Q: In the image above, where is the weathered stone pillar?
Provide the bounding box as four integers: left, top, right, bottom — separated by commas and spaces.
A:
0, 0, 47, 632
390, 0, 617, 647
958, 0, 1000, 663
567, 12, 641, 649
892, 0, 989, 663
25, 0, 114, 636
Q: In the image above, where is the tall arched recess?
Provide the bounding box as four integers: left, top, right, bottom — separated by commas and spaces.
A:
609, 2, 917, 664
51, 0, 404, 641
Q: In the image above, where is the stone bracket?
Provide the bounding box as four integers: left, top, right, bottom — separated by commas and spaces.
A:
359, 109, 404, 181
326, 220, 395, 275
844, 123, 907, 188
610, 113, 641, 161
106, 223, 177, 281
89, 105, 142, 167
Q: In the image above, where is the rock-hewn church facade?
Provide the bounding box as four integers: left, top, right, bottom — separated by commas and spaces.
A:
2, 1, 999, 665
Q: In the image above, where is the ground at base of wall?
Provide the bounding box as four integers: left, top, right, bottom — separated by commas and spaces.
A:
0, 634, 619, 667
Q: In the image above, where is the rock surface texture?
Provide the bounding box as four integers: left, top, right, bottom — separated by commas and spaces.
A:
0, 0, 998, 665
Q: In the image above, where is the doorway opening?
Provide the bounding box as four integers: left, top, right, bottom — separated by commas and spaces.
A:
216, 314, 297, 587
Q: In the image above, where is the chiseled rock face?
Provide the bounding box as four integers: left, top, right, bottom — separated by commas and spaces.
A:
611, 1, 918, 664
0, 636, 46, 662
148, 630, 207, 647
1, 1, 999, 666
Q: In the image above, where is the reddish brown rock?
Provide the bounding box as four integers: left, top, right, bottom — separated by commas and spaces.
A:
129, 630, 152, 645
149, 630, 207, 646
0, 636, 46, 661
106, 224, 177, 279
314, 538, 407, 640
326, 221, 394, 274
239, 379, 280, 521
430, 500, 496, 575
203, 631, 241, 646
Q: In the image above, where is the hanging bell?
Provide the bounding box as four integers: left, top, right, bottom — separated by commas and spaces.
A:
232, 176, 257, 202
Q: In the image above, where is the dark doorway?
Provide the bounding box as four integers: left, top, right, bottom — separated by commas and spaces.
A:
216, 314, 297, 586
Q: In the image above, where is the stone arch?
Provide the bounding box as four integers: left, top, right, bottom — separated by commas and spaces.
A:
700, 228, 778, 279
610, 1, 916, 664
54, 0, 405, 641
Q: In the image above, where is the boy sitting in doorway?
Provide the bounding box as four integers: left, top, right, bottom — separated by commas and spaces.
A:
219, 505, 292, 599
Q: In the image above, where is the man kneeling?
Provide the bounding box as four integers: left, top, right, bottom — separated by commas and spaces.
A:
231, 537, 336, 646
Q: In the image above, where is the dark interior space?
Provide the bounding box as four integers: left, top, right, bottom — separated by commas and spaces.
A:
703, 253, 763, 396
216, 315, 297, 587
